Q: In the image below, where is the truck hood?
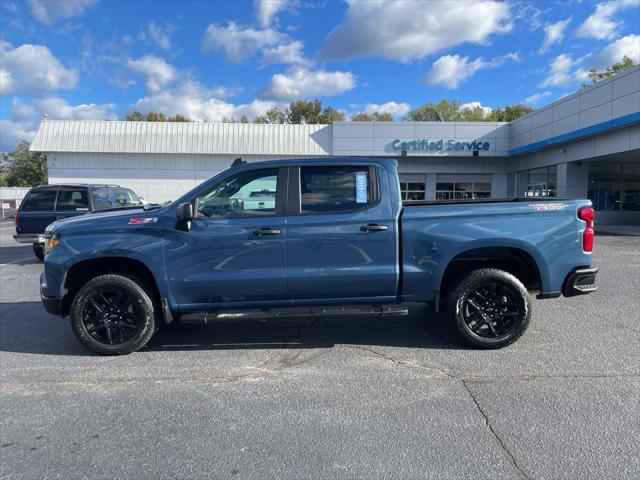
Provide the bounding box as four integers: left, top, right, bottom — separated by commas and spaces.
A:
46, 207, 163, 233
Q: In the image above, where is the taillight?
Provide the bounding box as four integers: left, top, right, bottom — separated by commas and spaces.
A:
14, 210, 19, 228
578, 206, 594, 252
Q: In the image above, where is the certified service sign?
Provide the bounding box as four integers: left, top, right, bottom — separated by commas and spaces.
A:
390, 138, 490, 153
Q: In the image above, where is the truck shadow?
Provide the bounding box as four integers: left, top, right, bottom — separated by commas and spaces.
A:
0, 244, 38, 266
0, 302, 466, 355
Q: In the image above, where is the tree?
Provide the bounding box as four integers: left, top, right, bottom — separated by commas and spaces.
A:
2, 141, 47, 187
254, 106, 288, 124
487, 104, 533, 122
351, 111, 393, 121
254, 100, 345, 124
409, 99, 532, 122
460, 105, 488, 122
408, 100, 463, 121
124, 111, 190, 122
589, 55, 635, 83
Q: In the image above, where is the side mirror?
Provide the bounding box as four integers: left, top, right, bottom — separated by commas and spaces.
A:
176, 202, 193, 231
177, 202, 193, 221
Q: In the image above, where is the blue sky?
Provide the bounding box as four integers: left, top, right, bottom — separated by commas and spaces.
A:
1, 0, 639, 150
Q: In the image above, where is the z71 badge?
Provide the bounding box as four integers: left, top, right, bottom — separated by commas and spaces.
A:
128, 217, 158, 224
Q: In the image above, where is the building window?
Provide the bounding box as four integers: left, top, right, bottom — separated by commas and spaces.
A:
436, 182, 491, 200
517, 166, 557, 197
400, 182, 425, 200
588, 163, 640, 211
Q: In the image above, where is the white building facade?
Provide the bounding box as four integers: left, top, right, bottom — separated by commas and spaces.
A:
30, 66, 640, 224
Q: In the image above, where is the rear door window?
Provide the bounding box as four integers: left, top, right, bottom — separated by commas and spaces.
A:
300, 166, 374, 214
56, 188, 90, 211
21, 188, 58, 211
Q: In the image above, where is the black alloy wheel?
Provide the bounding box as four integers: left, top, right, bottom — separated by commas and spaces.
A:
462, 283, 520, 338
70, 274, 157, 355
81, 289, 141, 345
447, 268, 532, 349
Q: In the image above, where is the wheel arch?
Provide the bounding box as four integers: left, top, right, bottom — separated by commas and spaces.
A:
436, 244, 546, 309
61, 256, 163, 317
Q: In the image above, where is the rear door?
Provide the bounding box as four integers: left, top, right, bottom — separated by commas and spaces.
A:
55, 187, 91, 220
17, 187, 59, 234
285, 164, 398, 302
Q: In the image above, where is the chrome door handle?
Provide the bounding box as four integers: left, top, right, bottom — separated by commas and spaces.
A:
253, 228, 281, 236
56, 216, 66, 220
360, 224, 388, 232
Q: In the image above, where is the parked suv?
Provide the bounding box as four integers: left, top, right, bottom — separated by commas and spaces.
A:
14, 184, 143, 260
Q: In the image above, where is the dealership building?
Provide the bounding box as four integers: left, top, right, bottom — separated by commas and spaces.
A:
30, 65, 639, 224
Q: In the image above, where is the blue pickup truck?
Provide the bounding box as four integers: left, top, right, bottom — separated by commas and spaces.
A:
39, 158, 598, 354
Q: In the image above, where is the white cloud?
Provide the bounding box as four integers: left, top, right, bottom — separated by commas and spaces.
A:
524, 91, 552, 106
202, 21, 285, 62
540, 17, 571, 53
587, 34, 640, 69
323, 0, 511, 61
147, 21, 173, 51
540, 54, 585, 87
260, 40, 308, 65
129, 80, 275, 122
255, 0, 291, 27
363, 101, 410, 118
576, 0, 640, 40
27, 0, 97, 25
127, 55, 178, 94
460, 101, 493, 116
541, 35, 639, 87
0, 96, 116, 151
258, 68, 356, 101
426, 53, 519, 89
0, 42, 78, 96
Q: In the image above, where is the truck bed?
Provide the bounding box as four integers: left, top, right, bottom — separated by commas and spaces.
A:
403, 197, 569, 207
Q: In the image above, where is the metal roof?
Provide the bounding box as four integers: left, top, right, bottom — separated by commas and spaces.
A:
30, 120, 332, 156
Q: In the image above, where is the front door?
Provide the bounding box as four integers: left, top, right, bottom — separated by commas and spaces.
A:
165, 167, 288, 308
285, 165, 398, 302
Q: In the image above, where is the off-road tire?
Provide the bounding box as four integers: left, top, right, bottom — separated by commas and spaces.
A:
70, 274, 157, 355
446, 268, 532, 349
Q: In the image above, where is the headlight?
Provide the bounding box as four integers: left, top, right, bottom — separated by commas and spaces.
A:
45, 234, 60, 253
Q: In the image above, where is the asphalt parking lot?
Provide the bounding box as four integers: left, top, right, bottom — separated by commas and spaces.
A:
0, 220, 638, 480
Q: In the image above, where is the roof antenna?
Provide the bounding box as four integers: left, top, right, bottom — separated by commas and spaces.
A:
231, 157, 245, 166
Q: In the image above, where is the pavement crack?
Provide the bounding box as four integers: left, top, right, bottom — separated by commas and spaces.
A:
340, 345, 454, 378
461, 380, 533, 480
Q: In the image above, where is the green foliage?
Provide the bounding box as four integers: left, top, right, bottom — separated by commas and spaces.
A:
589, 56, 635, 83
486, 104, 534, 122
2, 141, 48, 187
408, 100, 463, 121
124, 111, 191, 122
254, 100, 345, 124
351, 111, 394, 121
408, 99, 532, 122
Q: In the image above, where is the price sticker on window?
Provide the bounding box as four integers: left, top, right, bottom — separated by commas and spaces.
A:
355, 172, 368, 204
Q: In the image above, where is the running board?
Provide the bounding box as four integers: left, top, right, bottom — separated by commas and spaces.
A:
180, 304, 408, 323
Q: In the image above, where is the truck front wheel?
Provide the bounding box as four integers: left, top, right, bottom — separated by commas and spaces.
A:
446, 268, 532, 349
69, 274, 157, 355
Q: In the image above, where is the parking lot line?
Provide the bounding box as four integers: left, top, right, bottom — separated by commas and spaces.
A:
0, 256, 35, 267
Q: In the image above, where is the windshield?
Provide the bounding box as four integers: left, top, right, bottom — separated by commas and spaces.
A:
91, 187, 142, 210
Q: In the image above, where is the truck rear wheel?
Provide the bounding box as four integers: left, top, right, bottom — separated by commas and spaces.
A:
69, 274, 157, 355
33, 243, 44, 261
446, 268, 532, 349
